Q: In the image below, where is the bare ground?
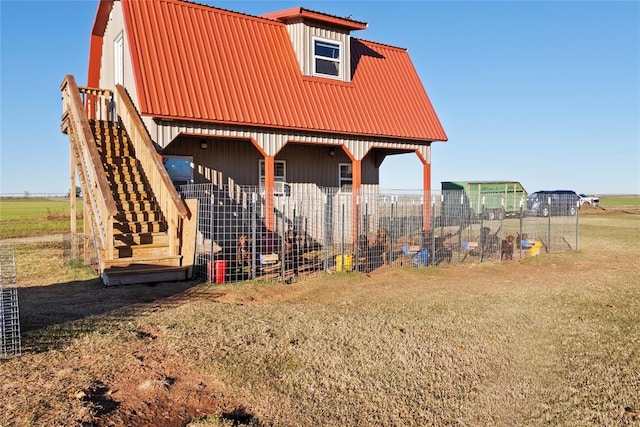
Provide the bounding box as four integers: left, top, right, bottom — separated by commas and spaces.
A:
1, 210, 639, 426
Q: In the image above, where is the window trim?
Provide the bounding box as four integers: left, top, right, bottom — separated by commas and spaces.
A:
114, 31, 124, 86
338, 162, 352, 193
259, 159, 288, 195
312, 37, 342, 80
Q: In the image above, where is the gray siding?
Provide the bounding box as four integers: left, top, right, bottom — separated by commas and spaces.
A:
163, 136, 261, 186
163, 137, 380, 189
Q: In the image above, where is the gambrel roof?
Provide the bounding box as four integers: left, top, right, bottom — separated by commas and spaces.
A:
89, 0, 447, 142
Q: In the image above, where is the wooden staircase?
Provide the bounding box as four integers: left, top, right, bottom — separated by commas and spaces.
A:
61, 75, 195, 286
92, 120, 186, 285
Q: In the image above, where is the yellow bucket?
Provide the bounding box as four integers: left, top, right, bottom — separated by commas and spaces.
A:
336, 255, 353, 272
529, 241, 542, 256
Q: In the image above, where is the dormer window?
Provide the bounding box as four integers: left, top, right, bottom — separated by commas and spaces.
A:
313, 38, 342, 79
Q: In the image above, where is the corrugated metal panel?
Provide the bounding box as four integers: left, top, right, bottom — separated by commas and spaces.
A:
119, 0, 447, 142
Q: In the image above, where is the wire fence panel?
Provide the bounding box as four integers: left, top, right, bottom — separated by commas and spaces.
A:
179, 185, 579, 284
0, 246, 21, 358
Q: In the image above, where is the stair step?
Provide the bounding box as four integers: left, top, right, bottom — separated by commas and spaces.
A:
114, 210, 164, 222
106, 167, 142, 177
114, 221, 167, 234
113, 242, 171, 259
102, 264, 188, 286
104, 157, 139, 166
98, 147, 132, 157
113, 191, 151, 201
107, 173, 146, 185
103, 254, 182, 269
110, 182, 148, 193
114, 232, 169, 246
116, 200, 160, 211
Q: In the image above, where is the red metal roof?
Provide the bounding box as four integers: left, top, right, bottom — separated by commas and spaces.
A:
112, 0, 447, 142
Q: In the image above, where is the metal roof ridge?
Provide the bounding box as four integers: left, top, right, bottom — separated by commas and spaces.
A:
158, 0, 288, 26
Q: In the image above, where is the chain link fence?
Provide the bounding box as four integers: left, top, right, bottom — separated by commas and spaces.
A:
179, 184, 579, 284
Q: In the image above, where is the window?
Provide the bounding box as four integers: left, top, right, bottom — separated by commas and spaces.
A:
339, 163, 352, 192
162, 156, 193, 187
259, 160, 289, 195
114, 32, 124, 85
313, 38, 341, 78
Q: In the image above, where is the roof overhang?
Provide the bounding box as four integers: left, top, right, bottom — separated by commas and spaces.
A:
262, 7, 367, 31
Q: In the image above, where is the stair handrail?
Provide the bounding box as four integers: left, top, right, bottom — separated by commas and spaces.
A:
114, 84, 189, 256
60, 75, 117, 259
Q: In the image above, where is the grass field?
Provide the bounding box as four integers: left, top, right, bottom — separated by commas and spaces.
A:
0, 197, 83, 239
598, 194, 640, 207
0, 201, 639, 426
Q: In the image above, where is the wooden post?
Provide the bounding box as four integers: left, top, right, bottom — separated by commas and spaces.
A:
83, 207, 90, 266
70, 143, 77, 260
70, 145, 77, 236
415, 150, 431, 230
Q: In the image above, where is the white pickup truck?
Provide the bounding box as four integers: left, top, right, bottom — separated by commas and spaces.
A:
578, 194, 600, 207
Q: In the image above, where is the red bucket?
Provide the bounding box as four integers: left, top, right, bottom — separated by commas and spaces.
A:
215, 260, 227, 283
207, 260, 227, 283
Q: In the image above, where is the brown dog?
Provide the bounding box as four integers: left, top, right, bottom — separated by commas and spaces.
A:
501, 234, 515, 261
236, 234, 251, 267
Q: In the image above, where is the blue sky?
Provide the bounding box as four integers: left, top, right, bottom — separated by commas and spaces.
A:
1, 0, 638, 195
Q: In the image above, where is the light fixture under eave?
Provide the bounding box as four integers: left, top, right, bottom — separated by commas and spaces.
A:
200, 140, 208, 149
329, 148, 336, 157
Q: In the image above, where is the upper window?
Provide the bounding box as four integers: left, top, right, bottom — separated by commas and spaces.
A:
313, 38, 341, 79
339, 163, 352, 193
114, 32, 124, 86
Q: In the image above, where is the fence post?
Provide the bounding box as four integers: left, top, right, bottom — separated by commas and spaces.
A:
519, 198, 524, 259
281, 198, 286, 282
458, 192, 464, 263
341, 201, 345, 272
575, 199, 580, 251
390, 197, 396, 268
323, 193, 329, 272
208, 192, 215, 282
355, 194, 360, 272
480, 196, 486, 262
251, 192, 257, 280
431, 197, 436, 266
499, 197, 505, 257
547, 196, 552, 253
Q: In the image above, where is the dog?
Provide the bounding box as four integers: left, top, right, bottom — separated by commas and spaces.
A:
373, 227, 391, 266
501, 234, 515, 260
236, 234, 251, 267
480, 226, 500, 257
357, 234, 371, 272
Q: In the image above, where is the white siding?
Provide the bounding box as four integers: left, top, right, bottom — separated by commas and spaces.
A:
282, 20, 352, 82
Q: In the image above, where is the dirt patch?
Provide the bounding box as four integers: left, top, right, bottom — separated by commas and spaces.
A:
71, 326, 244, 426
